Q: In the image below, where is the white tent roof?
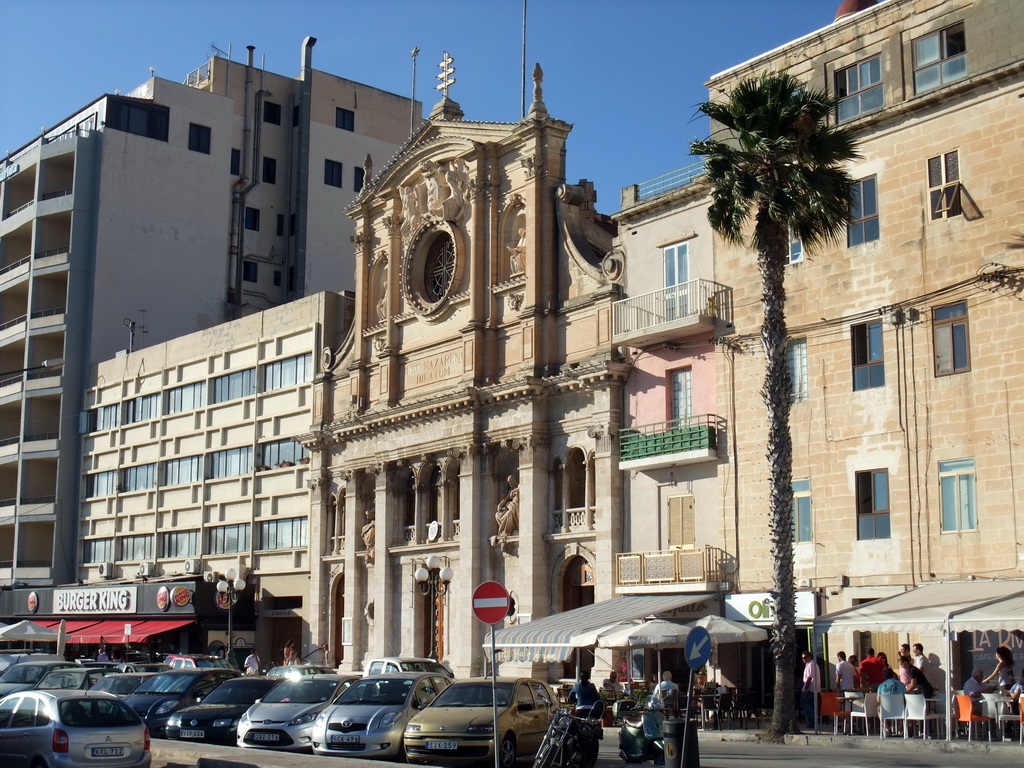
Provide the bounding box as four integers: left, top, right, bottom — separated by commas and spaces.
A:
814, 580, 1024, 634
948, 592, 1024, 633
0, 619, 59, 640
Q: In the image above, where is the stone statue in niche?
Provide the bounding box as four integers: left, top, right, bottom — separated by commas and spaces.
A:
508, 226, 526, 276
376, 283, 388, 323
490, 476, 520, 552
362, 508, 376, 564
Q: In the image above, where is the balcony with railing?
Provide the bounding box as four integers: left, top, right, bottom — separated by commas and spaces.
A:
619, 414, 719, 471
615, 545, 730, 593
613, 279, 733, 347
620, 159, 706, 208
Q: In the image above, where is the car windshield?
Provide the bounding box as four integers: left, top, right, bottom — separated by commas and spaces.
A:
92, 676, 145, 695
0, 664, 49, 683
432, 682, 512, 708
130, 664, 168, 673
133, 673, 196, 694
336, 678, 413, 706
194, 658, 233, 668
398, 661, 449, 675
38, 669, 88, 689
262, 679, 343, 704
202, 679, 278, 705
59, 697, 141, 727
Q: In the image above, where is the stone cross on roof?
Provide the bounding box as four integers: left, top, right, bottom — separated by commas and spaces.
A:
436, 51, 456, 99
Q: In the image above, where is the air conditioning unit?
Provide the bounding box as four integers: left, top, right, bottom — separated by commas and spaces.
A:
796, 577, 812, 588
184, 558, 203, 575
138, 561, 155, 577
98, 562, 115, 579
202, 570, 217, 584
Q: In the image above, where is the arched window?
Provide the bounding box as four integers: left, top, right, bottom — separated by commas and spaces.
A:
566, 447, 587, 509
425, 234, 455, 302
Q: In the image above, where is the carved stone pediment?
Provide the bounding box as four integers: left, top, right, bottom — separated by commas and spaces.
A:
400, 159, 471, 245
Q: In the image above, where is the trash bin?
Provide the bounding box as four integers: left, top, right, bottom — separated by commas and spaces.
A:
662, 717, 700, 768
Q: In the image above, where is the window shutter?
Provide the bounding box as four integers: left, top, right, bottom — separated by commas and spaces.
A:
668, 495, 695, 549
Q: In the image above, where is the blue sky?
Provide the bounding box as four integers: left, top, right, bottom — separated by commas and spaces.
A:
1, 0, 847, 212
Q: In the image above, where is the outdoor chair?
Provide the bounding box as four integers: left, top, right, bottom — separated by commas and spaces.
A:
850, 692, 879, 735
902, 692, 942, 739
819, 691, 851, 735
734, 689, 763, 729
954, 693, 992, 741
878, 693, 906, 738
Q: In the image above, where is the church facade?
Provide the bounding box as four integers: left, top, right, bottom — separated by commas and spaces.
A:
303, 68, 629, 675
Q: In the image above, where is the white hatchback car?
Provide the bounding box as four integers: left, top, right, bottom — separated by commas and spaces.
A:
0, 690, 150, 768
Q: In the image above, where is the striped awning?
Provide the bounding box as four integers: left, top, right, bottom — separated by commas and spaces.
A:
489, 593, 715, 663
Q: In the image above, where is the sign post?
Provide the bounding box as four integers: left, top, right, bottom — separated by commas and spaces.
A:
473, 581, 511, 768
681, 626, 711, 768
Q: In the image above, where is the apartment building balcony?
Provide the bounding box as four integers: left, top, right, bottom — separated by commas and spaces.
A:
0, 561, 54, 582
612, 279, 733, 347
619, 414, 719, 471
615, 545, 730, 593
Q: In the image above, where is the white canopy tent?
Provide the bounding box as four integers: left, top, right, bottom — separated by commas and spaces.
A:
0, 619, 60, 641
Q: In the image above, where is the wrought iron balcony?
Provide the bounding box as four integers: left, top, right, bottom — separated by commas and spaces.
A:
615, 545, 729, 591
619, 415, 718, 471
612, 279, 733, 347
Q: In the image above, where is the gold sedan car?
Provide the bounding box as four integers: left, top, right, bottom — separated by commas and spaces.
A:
404, 677, 557, 768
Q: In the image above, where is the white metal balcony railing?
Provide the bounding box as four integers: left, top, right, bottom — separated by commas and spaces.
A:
635, 159, 706, 201
613, 279, 733, 338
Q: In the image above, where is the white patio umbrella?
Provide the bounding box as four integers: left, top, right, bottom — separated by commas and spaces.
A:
570, 620, 641, 649
685, 615, 768, 643
596, 619, 693, 683
0, 619, 59, 641
56, 619, 67, 659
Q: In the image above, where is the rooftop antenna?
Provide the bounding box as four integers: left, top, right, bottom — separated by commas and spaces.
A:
410, 47, 420, 135
521, 0, 528, 118
123, 317, 136, 353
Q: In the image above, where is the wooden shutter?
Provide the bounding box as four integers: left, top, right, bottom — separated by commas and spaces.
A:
667, 495, 695, 549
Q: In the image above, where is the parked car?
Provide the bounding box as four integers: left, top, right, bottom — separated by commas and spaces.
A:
0, 689, 150, 768
404, 677, 557, 768
124, 668, 239, 736
0, 653, 63, 674
364, 656, 453, 678
312, 672, 451, 759
117, 663, 170, 674
266, 664, 336, 679
165, 676, 281, 745
238, 674, 358, 752
34, 666, 119, 692
164, 654, 233, 670
0, 661, 80, 698
90, 673, 157, 698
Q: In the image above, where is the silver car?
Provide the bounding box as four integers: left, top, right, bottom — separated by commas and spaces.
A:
311, 673, 451, 759
237, 674, 357, 752
0, 690, 150, 768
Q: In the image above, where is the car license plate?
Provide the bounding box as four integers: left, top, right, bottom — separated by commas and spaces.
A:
91, 747, 125, 757
180, 728, 205, 738
329, 734, 361, 743
426, 740, 458, 750
251, 733, 280, 742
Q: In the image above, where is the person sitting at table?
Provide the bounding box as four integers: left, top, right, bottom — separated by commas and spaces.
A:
983, 645, 1016, 692
602, 670, 623, 696
859, 648, 886, 691
900, 656, 934, 698
568, 670, 601, 717
877, 667, 907, 695
963, 666, 995, 715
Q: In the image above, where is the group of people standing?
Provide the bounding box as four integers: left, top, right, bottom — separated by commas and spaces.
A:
830, 643, 935, 696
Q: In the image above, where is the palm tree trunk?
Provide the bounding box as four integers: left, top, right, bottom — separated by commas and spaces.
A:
755, 209, 797, 741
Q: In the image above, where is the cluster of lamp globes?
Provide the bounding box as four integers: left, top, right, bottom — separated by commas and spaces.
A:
414, 554, 454, 590
216, 566, 247, 601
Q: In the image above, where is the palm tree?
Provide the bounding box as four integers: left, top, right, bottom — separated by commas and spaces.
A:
691, 71, 860, 740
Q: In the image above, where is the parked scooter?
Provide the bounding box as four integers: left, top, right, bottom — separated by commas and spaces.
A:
618, 693, 665, 764
534, 701, 605, 768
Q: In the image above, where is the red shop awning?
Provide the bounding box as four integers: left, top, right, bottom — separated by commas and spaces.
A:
72, 617, 195, 644
72, 620, 140, 644
125, 618, 195, 640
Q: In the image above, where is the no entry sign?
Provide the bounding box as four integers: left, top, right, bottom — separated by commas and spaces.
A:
472, 581, 510, 625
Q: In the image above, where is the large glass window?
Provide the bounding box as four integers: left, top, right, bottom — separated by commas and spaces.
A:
85, 471, 118, 498
787, 338, 808, 403
852, 321, 885, 390
89, 404, 120, 431
914, 23, 967, 94
848, 177, 879, 247
118, 534, 153, 562
160, 529, 200, 559
211, 369, 256, 403
121, 464, 157, 492
106, 98, 169, 141
259, 517, 308, 550
940, 458, 976, 532
209, 447, 253, 479
208, 523, 250, 555
165, 382, 205, 414
669, 368, 692, 423
793, 479, 812, 543
83, 538, 114, 563
123, 393, 159, 425
263, 354, 313, 391
258, 439, 309, 468
663, 241, 689, 320
933, 303, 970, 376
188, 123, 211, 154
163, 455, 202, 486
856, 469, 890, 540
836, 57, 883, 122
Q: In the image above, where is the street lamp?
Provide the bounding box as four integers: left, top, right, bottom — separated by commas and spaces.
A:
414, 554, 454, 660
216, 566, 247, 668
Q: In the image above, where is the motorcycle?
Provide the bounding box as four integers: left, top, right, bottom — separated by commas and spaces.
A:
618, 693, 665, 764
533, 701, 605, 768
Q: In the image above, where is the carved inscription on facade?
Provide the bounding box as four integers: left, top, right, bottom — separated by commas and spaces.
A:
406, 351, 463, 387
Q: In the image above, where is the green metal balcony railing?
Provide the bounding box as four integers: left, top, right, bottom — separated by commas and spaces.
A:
619, 415, 718, 462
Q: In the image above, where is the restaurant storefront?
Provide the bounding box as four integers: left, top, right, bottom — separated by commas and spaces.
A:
0, 579, 255, 661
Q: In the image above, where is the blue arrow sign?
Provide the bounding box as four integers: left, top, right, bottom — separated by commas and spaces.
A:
685, 626, 712, 669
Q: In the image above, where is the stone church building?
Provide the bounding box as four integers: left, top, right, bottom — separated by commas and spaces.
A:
303, 67, 628, 676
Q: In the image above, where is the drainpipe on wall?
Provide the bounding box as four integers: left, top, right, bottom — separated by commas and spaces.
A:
288, 36, 316, 301
228, 45, 262, 319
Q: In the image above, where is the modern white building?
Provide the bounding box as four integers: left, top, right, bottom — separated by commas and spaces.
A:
0, 39, 419, 589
